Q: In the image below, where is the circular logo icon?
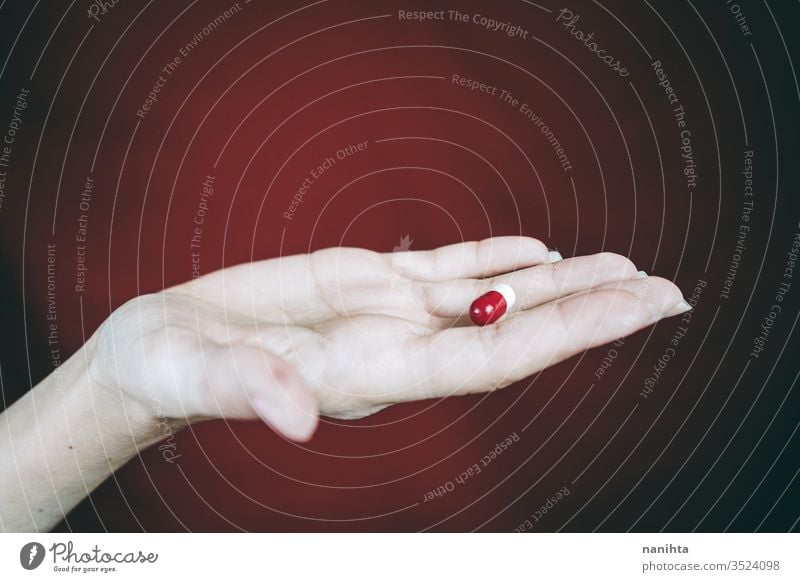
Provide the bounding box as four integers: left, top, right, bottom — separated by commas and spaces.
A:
19, 542, 45, 570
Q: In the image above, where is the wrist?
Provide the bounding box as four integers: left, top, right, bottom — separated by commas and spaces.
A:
74, 334, 186, 450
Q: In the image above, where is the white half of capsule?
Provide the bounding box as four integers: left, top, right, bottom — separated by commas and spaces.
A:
491, 283, 516, 311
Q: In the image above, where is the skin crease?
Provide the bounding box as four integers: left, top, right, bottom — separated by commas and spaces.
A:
0, 237, 690, 531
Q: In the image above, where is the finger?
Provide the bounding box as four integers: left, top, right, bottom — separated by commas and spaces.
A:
389, 236, 554, 282
422, 252, 641, 318
176, 247, 392, 321
205, 343, 319, 441
408, 276, 689, 399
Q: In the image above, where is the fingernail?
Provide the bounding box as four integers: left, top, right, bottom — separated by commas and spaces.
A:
665, 299, 692, 318
546, 250, 563, 263
634, 270, 648, 279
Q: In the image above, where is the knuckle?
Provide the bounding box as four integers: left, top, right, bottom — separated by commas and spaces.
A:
550, 299, 574, 345
597, 252, 636, 276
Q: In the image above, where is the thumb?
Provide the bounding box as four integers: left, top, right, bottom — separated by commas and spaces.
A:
206, 343, 319, 442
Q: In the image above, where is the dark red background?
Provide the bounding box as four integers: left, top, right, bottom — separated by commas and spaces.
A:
1, 0, 798, 531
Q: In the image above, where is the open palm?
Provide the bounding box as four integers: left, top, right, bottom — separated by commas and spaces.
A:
89, 237, 687, 441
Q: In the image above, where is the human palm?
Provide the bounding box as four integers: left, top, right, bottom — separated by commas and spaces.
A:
90, 237, 687, 441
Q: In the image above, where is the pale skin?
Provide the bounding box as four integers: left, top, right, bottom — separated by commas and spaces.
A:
0, 237, 690, 531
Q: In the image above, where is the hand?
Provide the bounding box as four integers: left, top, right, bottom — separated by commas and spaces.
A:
89, 237, 689, 442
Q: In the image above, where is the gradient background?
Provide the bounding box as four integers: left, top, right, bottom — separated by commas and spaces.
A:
0, 0, 798, 532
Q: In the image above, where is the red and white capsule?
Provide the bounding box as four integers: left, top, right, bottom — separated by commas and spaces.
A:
469, 283, 516, 326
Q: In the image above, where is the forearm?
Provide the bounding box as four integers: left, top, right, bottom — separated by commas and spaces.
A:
0, 335, 176, 532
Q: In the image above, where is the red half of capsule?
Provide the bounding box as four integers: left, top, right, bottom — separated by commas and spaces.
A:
469, 290, 507, 326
